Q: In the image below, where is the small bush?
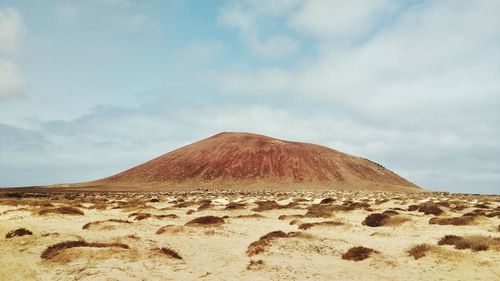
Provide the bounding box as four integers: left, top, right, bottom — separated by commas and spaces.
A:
362, 213, 390, 227
418, 203, 444, 216
341, 246, 378, 261
5, 228, 33, 238
185, 216, 224, 227
407, 244, 431, 259
437, 235, 464, 245
82, 219, 131, 230
246, 231, 290, 256
319, 198, 335, 204
429, 216, 474, 226
41, 240, 129, 260
247, 259, 264, 270
298, 221, 343, 230
38, 207, 84, 216
159, 247, 182, 260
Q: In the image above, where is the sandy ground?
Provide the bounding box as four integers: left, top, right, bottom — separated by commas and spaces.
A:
0, 190, 498, 281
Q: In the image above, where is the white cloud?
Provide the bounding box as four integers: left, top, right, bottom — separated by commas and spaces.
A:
0, 58, 24, 100
0, 8, 25, 100
218, 0, 300, 58
289, 0, 396, 41
0, 7, 25, 52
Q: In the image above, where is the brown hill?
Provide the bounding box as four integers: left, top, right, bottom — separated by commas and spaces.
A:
75, 132, 419, 192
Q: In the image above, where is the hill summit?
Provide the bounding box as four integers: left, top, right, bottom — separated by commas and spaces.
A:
81, 132, 418, 192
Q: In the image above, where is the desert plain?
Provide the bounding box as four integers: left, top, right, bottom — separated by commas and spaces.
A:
0, 189, 499, 281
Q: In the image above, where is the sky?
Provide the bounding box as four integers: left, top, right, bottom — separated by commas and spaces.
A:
0, 0, 499, 194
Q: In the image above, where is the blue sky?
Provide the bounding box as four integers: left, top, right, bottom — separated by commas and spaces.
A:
0, 0, 499, 194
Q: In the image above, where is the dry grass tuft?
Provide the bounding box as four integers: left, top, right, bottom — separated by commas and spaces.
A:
225, 202, 246, 210
246, 231, 292, 256
247, 259, 264, 270
159, 247, 182, 260
341, 246, 378, 261
438, 234, 499, 252
298, 221, 343, 230
41, 240, 129, 260
82, 219, 131, 230
156, 225, 185, 235
438, 235, 464, 245
418, 203, 444, 216
319, 198, 335, 204
38, 207, 84, 216
185, 216, 225, 227
5, 228, 33, 238
234, 214, 265, 219
407, 243, 432, 259
252, 201, 282, 212
429, 216, 475, 226
362, 213, 390, 227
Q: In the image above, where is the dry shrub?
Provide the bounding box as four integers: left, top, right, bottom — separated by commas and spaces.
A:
407, 243, 431, 259
304, 205, 333, 218
159, 247, 182, 260
234, 214, 265, 219
129, 212, 153, 220
156, 225, 185, 235
41, 240, 129, 260
186, 210, 195, 215
246, 231, 290, 256
298, 221, 343, 230
278, 214, 303, 220
173, 202, 196, 208
418, 203, 444, 216
486, 211, 500, 218
38, 207, 84, 216
225, 202, 246, 210
197, 203, 212, 211
5, 228, 33, 238
185, 216, 224, 227
341, 246, 378, 261
247, 259, 264, 270
252, 201, 282, 212
319, 198, 335, 204
82, 219, 131, 230
407, 205, 419, 211
382, 210, 399, 216
362, 213, 390, 227
437, 234, 499, 251
155, 214, 179, 219
429, 216, 475, 226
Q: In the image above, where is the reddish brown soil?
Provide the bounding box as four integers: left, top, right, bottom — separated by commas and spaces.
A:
70, 132, 419, 192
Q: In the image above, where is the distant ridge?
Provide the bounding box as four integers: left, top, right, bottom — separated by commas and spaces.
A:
72, 132, 420, 192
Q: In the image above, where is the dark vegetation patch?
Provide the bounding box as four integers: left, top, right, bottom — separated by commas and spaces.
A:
234, 214, 265, 219
41, 240, 129, 260
437, 234, 499, 251
298, 221, 343, 230
362, 213, 390, 227
225, 202, 247, 210
185, 216, 224, 227
278, 214, 304, 220
418, 203, 444, 216
159, 247, 182, 260
251, 201, 297, 212
247, 259, 264, 270
341, 246, 378, 261
82, 219, 131, 230
382, 210, 399, 216
197, 203, 212, 211
246, 231, 298, 256
407, 244, 431, 259
319, 198, 335, 204
128, 212, 178, 221
5, 228, 33, 238
429, 216, 475, 226
38, 207, 84, 216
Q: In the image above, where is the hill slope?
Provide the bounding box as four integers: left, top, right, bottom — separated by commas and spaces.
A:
76, 132, 419, 192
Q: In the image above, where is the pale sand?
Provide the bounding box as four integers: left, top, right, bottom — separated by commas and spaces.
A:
0, 190, 499, 281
